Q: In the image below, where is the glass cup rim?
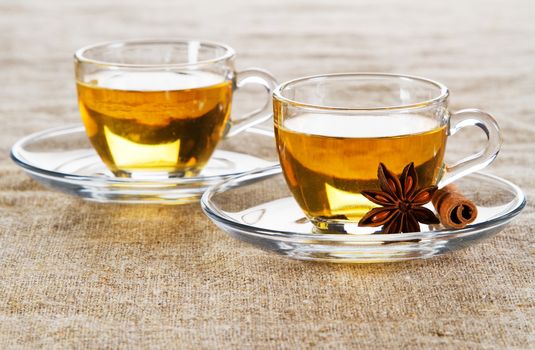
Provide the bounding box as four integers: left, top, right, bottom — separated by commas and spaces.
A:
272, 72, 450, 112
74, 38, 236, 68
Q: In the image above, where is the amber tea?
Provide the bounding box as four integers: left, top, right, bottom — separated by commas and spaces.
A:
77, 71, 232, 177
275, 113, 448, 221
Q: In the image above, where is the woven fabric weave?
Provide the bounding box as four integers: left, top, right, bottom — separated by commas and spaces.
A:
0, 0, 534, 348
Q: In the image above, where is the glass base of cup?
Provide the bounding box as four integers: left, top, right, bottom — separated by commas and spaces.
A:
310, 216, 380, 235
111, 169, 201, 179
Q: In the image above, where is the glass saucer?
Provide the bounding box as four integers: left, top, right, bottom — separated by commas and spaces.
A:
11, 125, 277, 204
201, 165, 526, 263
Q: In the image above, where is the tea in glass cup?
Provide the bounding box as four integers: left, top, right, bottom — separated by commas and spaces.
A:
273, 73, 501, 231
75, 40, 276, 178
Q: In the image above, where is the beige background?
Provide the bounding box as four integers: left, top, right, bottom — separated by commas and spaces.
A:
1, 0, 534, 348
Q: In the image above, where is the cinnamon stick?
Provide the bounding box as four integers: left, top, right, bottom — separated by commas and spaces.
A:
431, 185, 478, 229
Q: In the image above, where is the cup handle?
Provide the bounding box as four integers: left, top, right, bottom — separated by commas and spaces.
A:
439, 108, 502, 187
224, 68, 278, 138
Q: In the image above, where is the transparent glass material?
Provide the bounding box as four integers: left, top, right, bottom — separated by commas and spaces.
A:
75, 39, 277, 178
201, 165, 525, 263
272, 73, 502, 231
10, 125, 277, 204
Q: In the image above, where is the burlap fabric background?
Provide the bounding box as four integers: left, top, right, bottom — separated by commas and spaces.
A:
1, 0, 534, 348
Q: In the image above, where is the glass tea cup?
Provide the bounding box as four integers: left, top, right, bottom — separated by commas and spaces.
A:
272, 73, 501, 232
75, 39, 277, 178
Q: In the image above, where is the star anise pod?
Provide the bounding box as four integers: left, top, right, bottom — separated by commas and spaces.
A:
358, 162, 440, 234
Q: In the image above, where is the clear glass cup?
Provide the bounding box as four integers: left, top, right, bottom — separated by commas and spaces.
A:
272, 73, 501, 231
75, 39, 277, 178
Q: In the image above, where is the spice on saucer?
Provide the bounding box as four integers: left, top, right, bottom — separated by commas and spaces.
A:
431, 184, 478, 229
358, 162, 440, 234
